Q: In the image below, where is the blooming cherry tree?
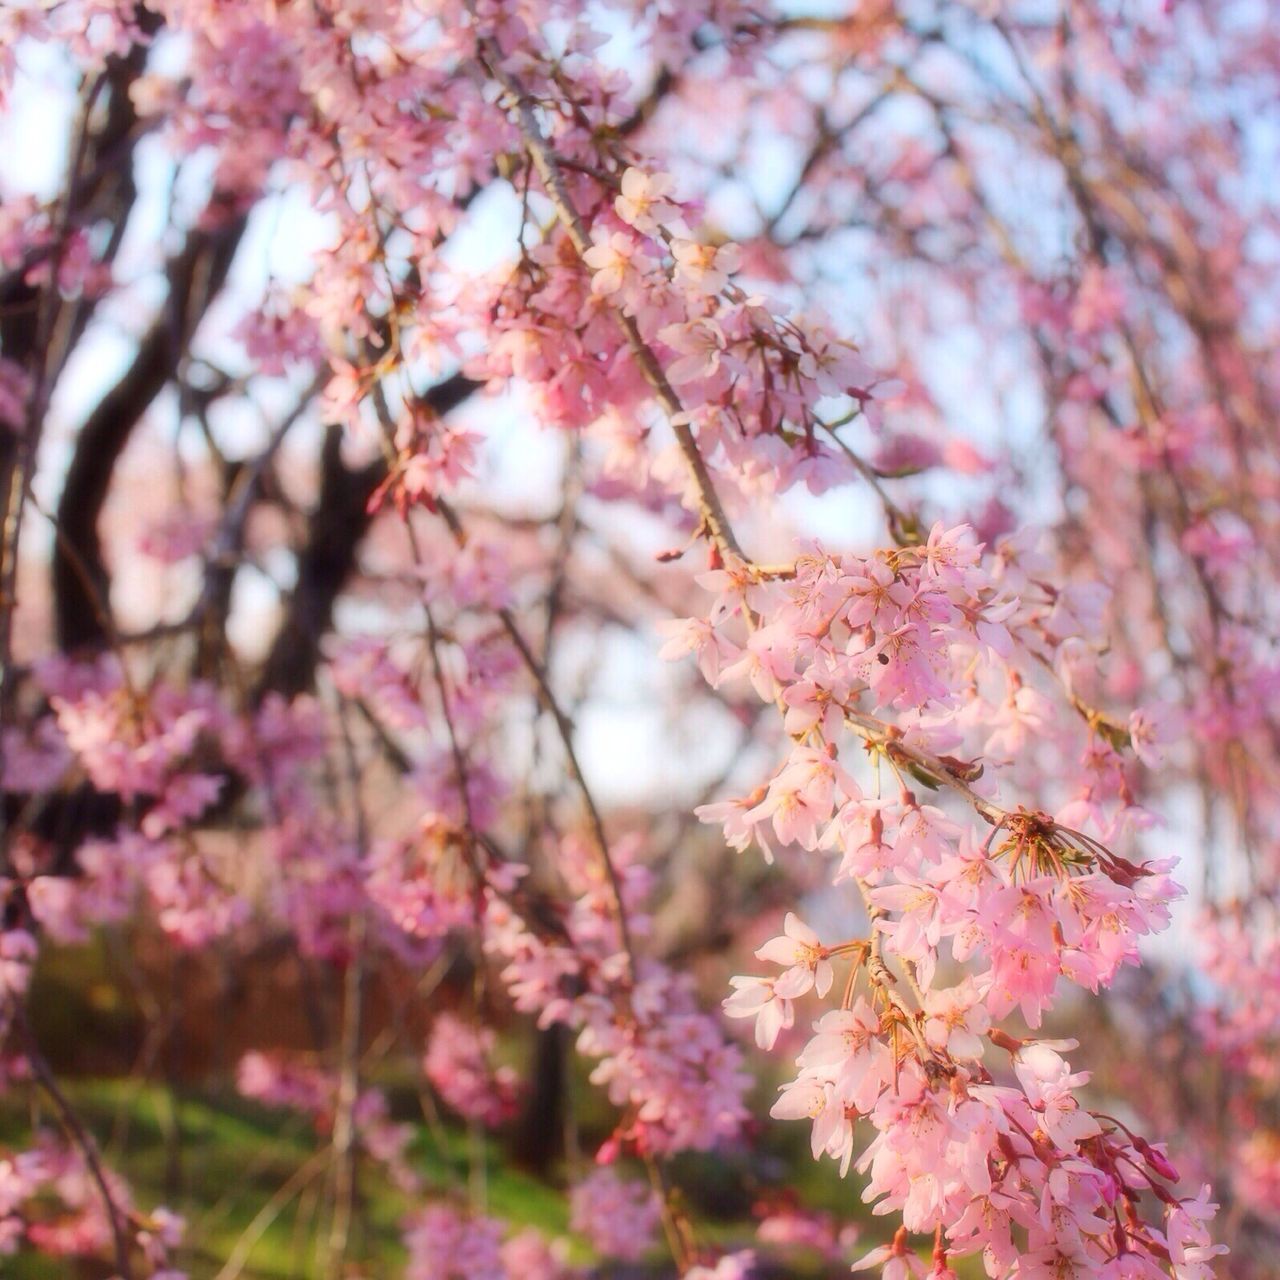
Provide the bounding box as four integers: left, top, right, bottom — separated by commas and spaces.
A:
0, 0, 1271, 1276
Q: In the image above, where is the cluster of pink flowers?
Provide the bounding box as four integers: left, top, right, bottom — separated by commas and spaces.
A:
38, 656, 219, 812
1, 0, 1264, 1274
484, 837, 751, 1155
479, 151, 893, 507
755, 1201, 860, 1261
423, 1014, 523, 1128
403, 1204, 508, 1280
568, 1167, 662, 1261
0, 1136, 184, 1274
403, 1204, 578, 1280
676, 528, 1216, 1274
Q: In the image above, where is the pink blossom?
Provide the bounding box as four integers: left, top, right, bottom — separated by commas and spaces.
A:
754, 912, 833, 998
922, 980, 991, 1061
569, 1168, 660, 1261
614, 167, 681, 235
403, 1204, 506, 1280
583, 227, 654, 307
671, 239, 741, 295
423, 1013, 522, 1127
724, 974, 794, 1049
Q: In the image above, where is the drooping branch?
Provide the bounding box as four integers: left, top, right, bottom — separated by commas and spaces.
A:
481, 44, 745, 565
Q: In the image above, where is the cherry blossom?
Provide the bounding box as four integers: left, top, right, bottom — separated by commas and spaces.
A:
568, 1168, 661, 1262
0, 0, 1261, 1274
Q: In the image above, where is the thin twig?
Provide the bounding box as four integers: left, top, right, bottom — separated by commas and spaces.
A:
22, 1014, 135, 1279
480, 45, 744, 564
213, 1147, 333, 1280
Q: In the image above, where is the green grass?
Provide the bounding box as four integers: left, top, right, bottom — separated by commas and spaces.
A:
0, 1081, 578, 1279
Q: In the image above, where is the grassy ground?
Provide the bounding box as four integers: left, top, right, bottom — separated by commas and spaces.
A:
0, 1080, 577, 1279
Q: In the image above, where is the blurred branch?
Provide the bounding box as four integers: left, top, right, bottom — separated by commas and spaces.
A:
252, 369, 476, 702
53, 199, 248, 652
